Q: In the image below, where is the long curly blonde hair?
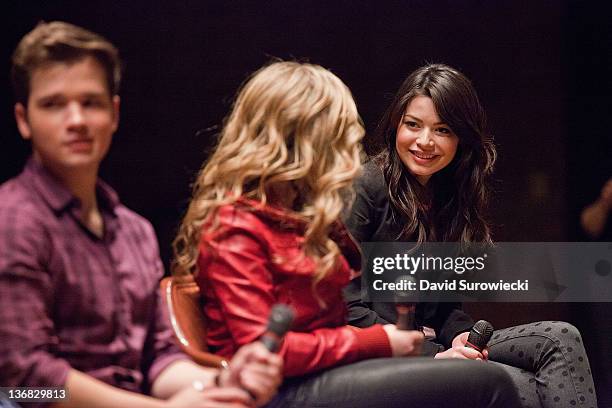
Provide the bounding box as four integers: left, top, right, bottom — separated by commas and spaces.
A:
172, 61, 364, 288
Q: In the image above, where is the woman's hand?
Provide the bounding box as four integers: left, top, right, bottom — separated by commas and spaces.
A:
434, 332, 488, 360
382, 324, 424, 356
218, 342, 283, 407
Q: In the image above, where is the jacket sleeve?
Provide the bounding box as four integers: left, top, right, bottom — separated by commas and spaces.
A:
343, 276, 391, 327
432, 303, 475, 349
343, 162, 382, 244
342, 162, 393, 329
0, 205, 71, 392
201, 230, 391, 377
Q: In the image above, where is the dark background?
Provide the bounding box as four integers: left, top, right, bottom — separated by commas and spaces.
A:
2, 0, 611, 403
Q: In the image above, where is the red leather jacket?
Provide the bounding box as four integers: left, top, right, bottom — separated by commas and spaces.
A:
196, 197, 391, 377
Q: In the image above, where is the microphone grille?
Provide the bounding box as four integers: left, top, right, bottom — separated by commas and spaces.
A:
267, 304, 294, 336
393, 275, 416, 303
467, 319, 494, 350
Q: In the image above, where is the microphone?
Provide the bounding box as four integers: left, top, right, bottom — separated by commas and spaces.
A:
465, 320, 494, 352
260, 304, 294, 352
231, 305, 293, 402
394, 275, 417, 331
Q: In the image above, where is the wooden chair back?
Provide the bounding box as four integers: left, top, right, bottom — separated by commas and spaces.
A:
160, 275, 228, 368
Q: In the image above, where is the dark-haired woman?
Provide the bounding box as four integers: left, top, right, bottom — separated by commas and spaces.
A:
344, 64, 598, 407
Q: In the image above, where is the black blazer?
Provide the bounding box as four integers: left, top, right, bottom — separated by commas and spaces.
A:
342, 160, 475, 356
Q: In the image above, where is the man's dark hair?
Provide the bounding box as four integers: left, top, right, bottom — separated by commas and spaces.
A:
11, 21, 121, 104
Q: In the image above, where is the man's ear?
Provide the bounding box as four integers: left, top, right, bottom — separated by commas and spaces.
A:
14, 103, 32, 140
111, 95, 120, 133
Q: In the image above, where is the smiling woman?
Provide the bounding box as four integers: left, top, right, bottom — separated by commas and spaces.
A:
343, 63, 599, 408
350, 63, 495, 245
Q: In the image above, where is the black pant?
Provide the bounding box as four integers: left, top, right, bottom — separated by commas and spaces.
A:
266, 357, 521, 408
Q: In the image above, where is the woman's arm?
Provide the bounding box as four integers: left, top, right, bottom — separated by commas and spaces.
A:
427, 303, 475, 349
343, 276, 392, 327
200, 229, 393, 377
342, 161, 395, 327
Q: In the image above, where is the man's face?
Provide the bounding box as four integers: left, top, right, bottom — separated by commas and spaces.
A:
15, 56, 119, 175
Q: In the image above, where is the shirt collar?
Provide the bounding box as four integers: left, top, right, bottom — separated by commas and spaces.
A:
24, 157, 120, 215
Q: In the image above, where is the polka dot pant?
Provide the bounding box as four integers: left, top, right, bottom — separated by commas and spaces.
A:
487, 321, 598, 407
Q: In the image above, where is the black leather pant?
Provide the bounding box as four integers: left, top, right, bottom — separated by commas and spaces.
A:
266, 357, 521, 408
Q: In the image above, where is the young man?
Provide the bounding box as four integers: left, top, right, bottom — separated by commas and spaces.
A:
0, 21, 281, 408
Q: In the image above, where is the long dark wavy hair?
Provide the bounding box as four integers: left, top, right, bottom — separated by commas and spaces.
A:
373, 63, 496, 244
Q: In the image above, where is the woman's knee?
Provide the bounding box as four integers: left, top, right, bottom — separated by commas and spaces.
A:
555, 321, 582, 342
537, 321, 583, 346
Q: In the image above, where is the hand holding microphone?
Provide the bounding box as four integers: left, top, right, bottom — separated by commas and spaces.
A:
394, 275, 417, 331
465, 320, 494, 355
436, 319, 494, 360
220, 305, 293, 406
383, 275, 423, 356
260, 304, 294, 352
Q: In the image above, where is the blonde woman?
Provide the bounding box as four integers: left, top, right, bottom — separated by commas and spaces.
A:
173, 61, 520, 407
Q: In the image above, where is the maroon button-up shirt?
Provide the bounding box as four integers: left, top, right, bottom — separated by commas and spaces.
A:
0, 159, 185, 400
